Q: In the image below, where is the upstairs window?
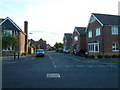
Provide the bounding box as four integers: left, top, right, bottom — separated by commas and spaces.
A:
88, 31, 92, 38
3, 30, 14, 36
112, 26, 118, 35
96, 28, 100, 36
74, 36, 78, 41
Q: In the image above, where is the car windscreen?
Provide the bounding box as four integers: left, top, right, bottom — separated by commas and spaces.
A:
36, 50, 44, 52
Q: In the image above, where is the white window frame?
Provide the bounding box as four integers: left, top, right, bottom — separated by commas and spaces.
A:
88, 31, 92, 38
111, 26, 118, 35
96, 28, 100, 36
74, 36, 78, 41
88, 43, 99, 52
112, 43, 119, 51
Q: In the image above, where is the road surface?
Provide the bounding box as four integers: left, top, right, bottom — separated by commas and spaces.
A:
2, 51, 119, 88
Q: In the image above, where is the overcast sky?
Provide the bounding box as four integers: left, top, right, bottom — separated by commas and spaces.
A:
0, 0, 119, 46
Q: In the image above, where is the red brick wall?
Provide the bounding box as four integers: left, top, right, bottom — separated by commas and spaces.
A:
87, 20, 119, 55
86, 20, 103, 54
80, 35, 86, 50
72, 30, 86, 50
103, 26, 119, 54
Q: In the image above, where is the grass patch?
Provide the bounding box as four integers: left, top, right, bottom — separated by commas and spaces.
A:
107, 60, 120, 63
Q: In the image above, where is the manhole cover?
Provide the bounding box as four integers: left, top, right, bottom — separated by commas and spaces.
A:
46, 73, 60, 78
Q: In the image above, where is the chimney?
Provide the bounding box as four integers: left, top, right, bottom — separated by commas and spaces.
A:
24, 21, 28, 35
24, 21, 28, 53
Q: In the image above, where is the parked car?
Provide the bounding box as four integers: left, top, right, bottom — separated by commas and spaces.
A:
36, 49, 45, 57
63, 49, 70, 54
75, 49, 87, 56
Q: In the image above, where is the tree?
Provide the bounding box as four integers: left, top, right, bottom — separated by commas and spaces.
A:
54, 42, 63, 52
2, 30, 19, 51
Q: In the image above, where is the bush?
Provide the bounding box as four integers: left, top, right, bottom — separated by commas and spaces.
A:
89, 55, 95, 58
104, 55, 111, 58
85, 54, 89, 58
59, 50, 63, 53
56, 49, 59, 52
97, 55, 103, 58
112, 55, 118, 58
21, 52, 28, 56
118, 54, 120, 58
80, 54, 85, 57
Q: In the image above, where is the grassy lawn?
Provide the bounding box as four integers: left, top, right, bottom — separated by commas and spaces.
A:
107, 60, 120, 63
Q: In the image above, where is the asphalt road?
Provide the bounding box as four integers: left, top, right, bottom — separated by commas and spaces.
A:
2, 51, 119, 88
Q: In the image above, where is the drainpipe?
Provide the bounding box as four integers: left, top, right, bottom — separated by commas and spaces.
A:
101, 26, 104, 57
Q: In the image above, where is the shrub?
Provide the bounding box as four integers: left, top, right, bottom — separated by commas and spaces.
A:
118, 54, 120, 58
56, 49, 59, 52
104, 55, 111, 58
85, 54, 89, 58
112, 55, 118, 58
80, 54, 85, 57
59, 50, 63, 53
89, 55, 95, 58
97, 55, 103, 58
21, 52, 28, 56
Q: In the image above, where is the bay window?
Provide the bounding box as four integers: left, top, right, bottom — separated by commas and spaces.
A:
88, 43, 99, 52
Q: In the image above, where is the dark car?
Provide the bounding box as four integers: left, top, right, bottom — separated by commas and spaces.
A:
76, 49, 87, 56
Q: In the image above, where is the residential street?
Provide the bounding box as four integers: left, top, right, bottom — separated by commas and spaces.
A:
2, 51, 119, 88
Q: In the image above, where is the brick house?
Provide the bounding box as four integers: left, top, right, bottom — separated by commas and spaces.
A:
86, 13, 120, 56
0, 17, 28, 55
71, 27, 86, 53
63, 33, 72, 51
29, 38, 47, 49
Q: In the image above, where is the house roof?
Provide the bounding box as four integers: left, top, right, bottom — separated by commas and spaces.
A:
0, 18, 4, 23
64, 33, 72, 40
75, 27, 86, 35
92, 13, 120, 26
0, 17, 26, 35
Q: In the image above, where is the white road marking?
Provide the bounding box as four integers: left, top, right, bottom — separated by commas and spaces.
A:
65, 65, 74, 68
76, 65, 85, 68
97, 65, 106, 67
49, 56, 56, 68
86, 65, 96, 68
49, 57, 52, 60
46, 73, 60, 78
66, 57, 81, 61
52, 61, 57, 68
107, 65, 118, 67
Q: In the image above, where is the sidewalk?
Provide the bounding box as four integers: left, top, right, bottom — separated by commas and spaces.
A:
0, 53, 35, 61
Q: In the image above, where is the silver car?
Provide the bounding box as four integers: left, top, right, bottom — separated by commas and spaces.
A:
36, 49, 45, 57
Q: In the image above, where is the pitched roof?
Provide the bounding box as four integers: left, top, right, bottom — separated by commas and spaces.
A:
0, 17, 22, 31
92, 13, 120, 26
0, 17, 26, 35
0, 18, 4, 23
75, 27, 86, 35
64, 33, 72, 40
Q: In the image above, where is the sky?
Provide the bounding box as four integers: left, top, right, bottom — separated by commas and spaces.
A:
0, 0, 119, 46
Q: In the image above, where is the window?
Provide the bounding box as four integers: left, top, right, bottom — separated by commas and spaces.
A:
3, 30, 13, 36
112, 26, 118, 35
112, 42, 119, 51
88, 43, 99, 52
74, 36, 78, 41
96, 28, 100, 36
88, 31, 92, 38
